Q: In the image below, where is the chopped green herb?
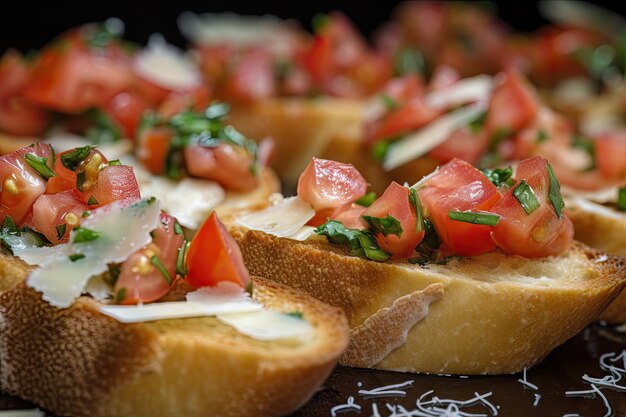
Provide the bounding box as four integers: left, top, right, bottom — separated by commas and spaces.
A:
286, 311, 304, 319
176, 241, 190, 276
245, 281, 254, 297
468, 110, 487, 134
82, 210, 91, 218
547, 163, 565, 218
55, 224, 67, 241
372, 140, 392, 162
409, 255, 463, 266
1, 216, 17, 233
24, 153, 55, 180
618, 188, 626, 211
115, 287, 127, 303
513, 180, 540, 215
312, 13, 330, 32
482, 167, 514, 187
0, 226, 50, 255
408, 188, 425, 234
356, 192, 377, 207
536, 130, 549, 143
415, 218, 441, 258
76, 171, 86, 192
489, 128, 512, 151
151, 255, 172, 285
379, 94, 398, 110
315, 220, 390, 262
105, 264, 122, 286
61, 145, 94, 171
108, 159, 122, 166
83, 109, 122, 143
73, 227, 101, 243
362, 214, 403, 238
448, 211, 500, 226
173, 219, 184, 235
68, 253, 85, 262
394, 47, 425, 76
204, 102, 230, 120
87, 196, 99, 206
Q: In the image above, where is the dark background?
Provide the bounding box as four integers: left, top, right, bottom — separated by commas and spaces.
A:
1, 0, 625, 54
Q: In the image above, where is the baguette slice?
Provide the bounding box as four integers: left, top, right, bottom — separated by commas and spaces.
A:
565, 197, 626, 323
0, 253, 349, 417
232, 228, 626, 375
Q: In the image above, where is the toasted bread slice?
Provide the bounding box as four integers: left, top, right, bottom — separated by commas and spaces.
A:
566, 198, 626, 323
0, 253, 349, 417
232, 228, 626, 375
227, 98, 364, 185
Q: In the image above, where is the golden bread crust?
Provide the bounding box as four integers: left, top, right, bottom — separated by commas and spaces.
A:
0, 253, 349, 417
233, 228, 626, 375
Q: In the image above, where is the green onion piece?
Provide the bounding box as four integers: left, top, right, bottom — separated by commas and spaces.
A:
151, 254, 172, 285
513, 180, 541, 215
108, 159, 122, 166
55, 224, 67, 241
176, 241, 190, 276
286, 311, 304, 319
115, 287, 127, 303
408, 188, 425, 234
379, 94, 398, 110
362, 214, 403, 238
73, 227, 101, 243
448, 211, 500, 226
68, 253, 85, 262
482, 167, 513, 187
356, 192, 377, 207
617, 188, 626, 211
87, 196, 99, 206
61, 145, 95, 171
547, 163, 565, 218
24, 153, 55, 180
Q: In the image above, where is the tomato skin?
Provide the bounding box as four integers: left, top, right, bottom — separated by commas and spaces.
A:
418, 158, 500, 256
137, 127, 172, 175
490, 157, 574, 258
307, 203, 367, 229
186, 212, 250, 289
366, 96, 440, 144
31, 190, 87, 244
0, 144, 53, 225
297, 158, 367, 211
157, 86, 211, 119
595, 130, 626, 180
363, 182, 424, 258
115, 212, 184, 304
102, 92, 151, 139
184, 144, 258, 192
81, 165, 141, 207
485, 69, 539, 137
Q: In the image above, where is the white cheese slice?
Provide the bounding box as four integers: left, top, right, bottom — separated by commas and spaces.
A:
567, 197, 626, 220
286, 225, 317, 241
44, 130, 134, 154
177, 12, 296, 58
562, 185, 620, 204
134, 34, 202, 91
139, 176, 225, 230
0, 410, 45, 417
426, 75, 493, 109
383, 102, 488, 171
18, 199, 161, 308
217, 310, 312, 341
236, 196, 315, 238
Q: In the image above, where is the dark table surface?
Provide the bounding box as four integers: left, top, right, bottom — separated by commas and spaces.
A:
2, 323, 626, 416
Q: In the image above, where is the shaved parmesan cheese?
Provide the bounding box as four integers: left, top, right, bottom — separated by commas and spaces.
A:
426, 75, 493, 109
178, 12, 297, 58
0, 411, 45, 417
134, 34, 201, 91
44, 130, 133, 155
217, 310, 312, 341
236, 196, 315, 238
139, 176, 225, 229
18, 199, 161, 308
562, 185, 621, 204
568, 197, 626, 220
286, 225, 317, 241
383, 102, 487, 171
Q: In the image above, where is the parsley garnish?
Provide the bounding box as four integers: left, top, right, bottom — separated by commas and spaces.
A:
1, 216, 17, 233
448, 211, 500, 226
108, 159, 122, 166
315, 220, 390, 262
394, 47, 425, 76
362, 214, 403, 238
513, 180, 540, 215
151, 254, 173, 285
536, 130, 549, 143
356, 192, 377, 207
482, 167, 514, 187
24, 153, 55, 180
55, 224, 67, 241
115, 287, 127, 303
87, 195, 99, 206
286, 311, 304, 319
379, 94, 398, 110
618, 188, 626, 211
68, 253, 85, 262
73, 227, 101, 243
61, 145, 95, 171
245, 281, 254, 297
547, 163, 565, 218
372, 140, 392, 162
468, 111, 487, 134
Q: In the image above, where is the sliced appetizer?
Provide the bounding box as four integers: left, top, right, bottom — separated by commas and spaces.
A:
231, 157, 626, 374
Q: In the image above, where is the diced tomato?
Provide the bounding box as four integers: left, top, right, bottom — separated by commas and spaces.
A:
382, 74, 425, 103
307, 203, 367, 229
31, 190, 87, 244
0, 144, 53, 225
22, 37, 133, 113
102, 91, 151, 139
46, 152, 77, 194
186, 212, 250, 289
418, 158, 500, 256
428, 127, 489, 164
302, 34, 334, 87
158, 86, 211, 119
365, 96, 440, 144
595, 130, 626, 180
137, 127, 172, 175
0, 50, 49, 136
297, 158, 367, 211
490, 157, 574, 257
484, 70, 539, 137
220, 48, 276, 102
184, 144, 258, 191
81, 165, 141, 207
363, 182, 423, 258
115, 211, 184, 304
